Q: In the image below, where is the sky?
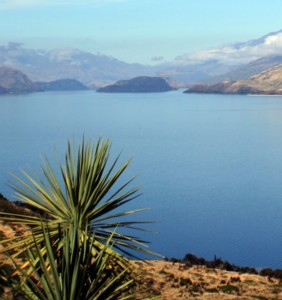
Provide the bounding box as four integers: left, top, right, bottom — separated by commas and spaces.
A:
1, 0, 282, 65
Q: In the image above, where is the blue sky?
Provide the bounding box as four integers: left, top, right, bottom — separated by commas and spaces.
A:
1, 0, 282, 64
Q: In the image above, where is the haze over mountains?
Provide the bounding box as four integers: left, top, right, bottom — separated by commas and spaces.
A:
0, 43, 155, 88
160, 29, 282, 84
1, 29, 282, 92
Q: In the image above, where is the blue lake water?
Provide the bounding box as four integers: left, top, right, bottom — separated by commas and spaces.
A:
1, 90, 282, 268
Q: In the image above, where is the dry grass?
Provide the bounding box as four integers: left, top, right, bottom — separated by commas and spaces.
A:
133, 260, 282, 299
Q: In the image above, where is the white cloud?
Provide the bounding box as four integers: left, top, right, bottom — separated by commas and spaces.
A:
264, 32, 282, 45
48, 48, 81, 62
176, 31, 282, 66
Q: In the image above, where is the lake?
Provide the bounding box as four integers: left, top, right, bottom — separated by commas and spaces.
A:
1, 90, 282, 269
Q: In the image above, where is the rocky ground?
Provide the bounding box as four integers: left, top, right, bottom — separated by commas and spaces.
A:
134, 260, 282, 299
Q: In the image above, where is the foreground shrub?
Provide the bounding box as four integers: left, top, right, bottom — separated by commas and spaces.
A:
0, 138, 155, 298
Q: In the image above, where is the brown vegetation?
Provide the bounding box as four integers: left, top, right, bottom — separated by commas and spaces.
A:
134, 260, 282, 299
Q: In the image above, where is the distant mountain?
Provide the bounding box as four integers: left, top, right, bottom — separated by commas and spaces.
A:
185, 63, 282, 95
0, 66, 38, 94
0, 43, 155, 86
242, 63, 282, 93
96, 76, 176, 93
2, 30, 282, 87
204, 55, 282, 84
160, 29, 282, 84
34, 79, 88, 91
156, 60, 238, 86
174, 29, 282, 67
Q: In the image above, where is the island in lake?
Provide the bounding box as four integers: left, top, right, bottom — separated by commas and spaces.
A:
34, 79, 88, 91
96, 76, 176, 93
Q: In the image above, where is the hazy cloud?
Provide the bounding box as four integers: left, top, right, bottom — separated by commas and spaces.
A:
151, 56, 164, 62
176, 31, 282, 66
6, 41, 24, 49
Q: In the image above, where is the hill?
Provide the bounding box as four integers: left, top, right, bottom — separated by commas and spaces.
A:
204, 55, 282, 85
0, 66, 38, 94
0, 67, 88, 94
186, 64, 282, 95
34, 79, 88, 91
96, 76, 176, 93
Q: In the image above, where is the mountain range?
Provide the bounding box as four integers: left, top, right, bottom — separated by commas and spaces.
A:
1, 30, 282, 92
157, 29, 282, 85
0, 43, 155, 88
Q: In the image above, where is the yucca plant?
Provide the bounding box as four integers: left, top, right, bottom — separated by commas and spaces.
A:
0, 138, 156, 297
11, 223, 134, 300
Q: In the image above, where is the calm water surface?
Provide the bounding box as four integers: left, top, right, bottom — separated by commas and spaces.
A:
1, 90, 282, 268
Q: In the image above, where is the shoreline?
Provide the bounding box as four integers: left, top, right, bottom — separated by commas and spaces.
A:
1, 193, 282, 278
